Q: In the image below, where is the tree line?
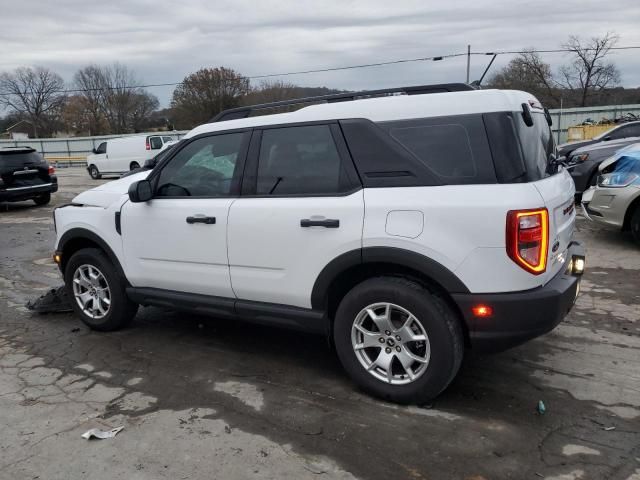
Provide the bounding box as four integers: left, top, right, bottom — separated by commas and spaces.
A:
0, 33, 637, 138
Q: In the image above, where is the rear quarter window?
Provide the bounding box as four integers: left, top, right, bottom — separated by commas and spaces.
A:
381, 115, 497, 185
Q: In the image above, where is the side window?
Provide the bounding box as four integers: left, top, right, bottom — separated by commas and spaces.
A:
256, 125, 349, 195
155, 133, 244, 197
96, 142, 107, 154
149, 136, 163, 150
390, 124, 476, 178
162, 136, 173, 143
624, 125, 640, 137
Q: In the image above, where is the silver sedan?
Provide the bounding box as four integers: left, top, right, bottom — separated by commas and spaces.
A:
582, 143, 640, 245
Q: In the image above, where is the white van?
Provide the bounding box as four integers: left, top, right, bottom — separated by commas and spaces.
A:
86, 134, 176, 179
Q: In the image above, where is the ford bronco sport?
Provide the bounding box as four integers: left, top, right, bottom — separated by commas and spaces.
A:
53, 84, 585, 403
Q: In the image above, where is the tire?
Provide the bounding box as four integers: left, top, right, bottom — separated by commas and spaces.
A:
64, 247, 138, 331
630, 206, 640, 246
89, 165, 101, 180
333, 276, 464, 404
33, 193, 51, 206
130, 162, 140, 170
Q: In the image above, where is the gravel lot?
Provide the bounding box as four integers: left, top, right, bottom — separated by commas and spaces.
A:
1, 169, 639, 480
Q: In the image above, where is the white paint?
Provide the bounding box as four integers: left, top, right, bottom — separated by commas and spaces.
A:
562, 444, 601, 456
545, 470, 584, 480
214, 381, 264, 412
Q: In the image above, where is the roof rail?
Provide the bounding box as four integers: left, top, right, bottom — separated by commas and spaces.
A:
208, 83, 475, 123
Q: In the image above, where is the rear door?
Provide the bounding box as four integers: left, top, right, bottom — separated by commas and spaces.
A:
227, 123, 363, 309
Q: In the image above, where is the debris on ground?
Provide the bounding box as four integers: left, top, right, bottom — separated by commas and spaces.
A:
603, 426, 616, 431
537, 400, 546, 415
81, 426, 124, 440
25, 286, 72, 313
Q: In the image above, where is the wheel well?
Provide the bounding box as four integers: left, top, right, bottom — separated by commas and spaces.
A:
622, 196, 640, 231
58, 233, 128, 284
324, 262, 471, 347
130, 161, 139, 169
59, 237, 102, 274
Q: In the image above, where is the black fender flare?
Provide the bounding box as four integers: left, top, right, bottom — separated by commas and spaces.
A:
310, 246, 470, 310
57, 228, 127, 281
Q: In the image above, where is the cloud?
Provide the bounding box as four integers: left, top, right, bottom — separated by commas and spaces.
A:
1, 0, 639, 107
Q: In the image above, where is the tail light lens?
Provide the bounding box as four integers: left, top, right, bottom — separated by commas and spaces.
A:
145, 139, 150, 150
48, 165, 55, 175
506, 208, 549, 275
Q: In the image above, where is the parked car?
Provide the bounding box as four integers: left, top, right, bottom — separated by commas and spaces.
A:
86, 134, 177, 179
557, 120, 640, 159
0, 147, 58, 206
582, 143, 640, 245
52, 85, 585, 404
565, 136, 640, 195
120, 140, 179, 178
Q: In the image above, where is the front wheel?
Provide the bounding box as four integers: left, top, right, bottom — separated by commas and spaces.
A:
64, 248, 138, 331
89, 165, 101, 179
333, 277, 464, 404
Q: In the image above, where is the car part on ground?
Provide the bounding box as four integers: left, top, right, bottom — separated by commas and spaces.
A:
25, 286, 72, 313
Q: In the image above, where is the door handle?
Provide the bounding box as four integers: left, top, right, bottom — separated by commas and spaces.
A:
186, 215, 216, 225
300, 218, 340, 228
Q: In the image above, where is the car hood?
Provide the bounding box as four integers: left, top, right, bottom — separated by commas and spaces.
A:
73, 171, 150, 207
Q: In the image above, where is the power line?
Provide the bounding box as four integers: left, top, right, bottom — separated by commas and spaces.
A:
1, 45, 639, 97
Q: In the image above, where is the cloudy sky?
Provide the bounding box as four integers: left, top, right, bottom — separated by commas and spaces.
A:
1, 0, 639, 107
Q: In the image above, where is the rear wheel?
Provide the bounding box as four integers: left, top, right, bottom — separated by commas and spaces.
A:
630, 206, 640, 246
89, 165, 101, 179
130, 162, 140, 170
33, 193, 51, 206
333, 277, 464, 404
64, 248, 138, 331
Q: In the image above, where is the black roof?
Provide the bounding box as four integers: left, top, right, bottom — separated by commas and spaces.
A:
209, 83, 475, 123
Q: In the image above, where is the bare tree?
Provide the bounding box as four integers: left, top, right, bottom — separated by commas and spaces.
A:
486, 50, 560, 107
559, 32, 621, 107
73, 64, 159, 134
130, 91, 160, 132
73, 65, 108, 135
0, 66, 66, 137
171, 67, 249, 128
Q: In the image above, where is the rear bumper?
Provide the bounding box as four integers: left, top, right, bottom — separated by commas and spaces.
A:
452, 242, 585, 352
0, 179, 58, 202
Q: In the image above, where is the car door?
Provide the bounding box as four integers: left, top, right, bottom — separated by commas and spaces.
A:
91, 141, 108, 170
227, 123, 364, 309
120, 130, 250, 297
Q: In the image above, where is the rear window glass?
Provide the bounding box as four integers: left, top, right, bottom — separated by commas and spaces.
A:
390, 124, 476, 178
513, 112, 554, 181
0, 150, 44, 167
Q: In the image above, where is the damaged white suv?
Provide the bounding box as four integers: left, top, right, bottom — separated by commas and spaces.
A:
53, 84, 585, 403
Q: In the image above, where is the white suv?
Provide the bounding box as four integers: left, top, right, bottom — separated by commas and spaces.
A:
53, 84, 585, 404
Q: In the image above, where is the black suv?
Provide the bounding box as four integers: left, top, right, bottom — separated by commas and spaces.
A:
0, 147, 58, 206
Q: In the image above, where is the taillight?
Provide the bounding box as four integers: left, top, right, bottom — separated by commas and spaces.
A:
145, 139, 150, 150
506, 208, 549, 275
48, 165, 55, 175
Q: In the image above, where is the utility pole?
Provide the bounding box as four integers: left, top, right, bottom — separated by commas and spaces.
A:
466, 45, 471, 83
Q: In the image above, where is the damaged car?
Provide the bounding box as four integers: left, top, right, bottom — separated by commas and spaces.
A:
582, 143, 640, 245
